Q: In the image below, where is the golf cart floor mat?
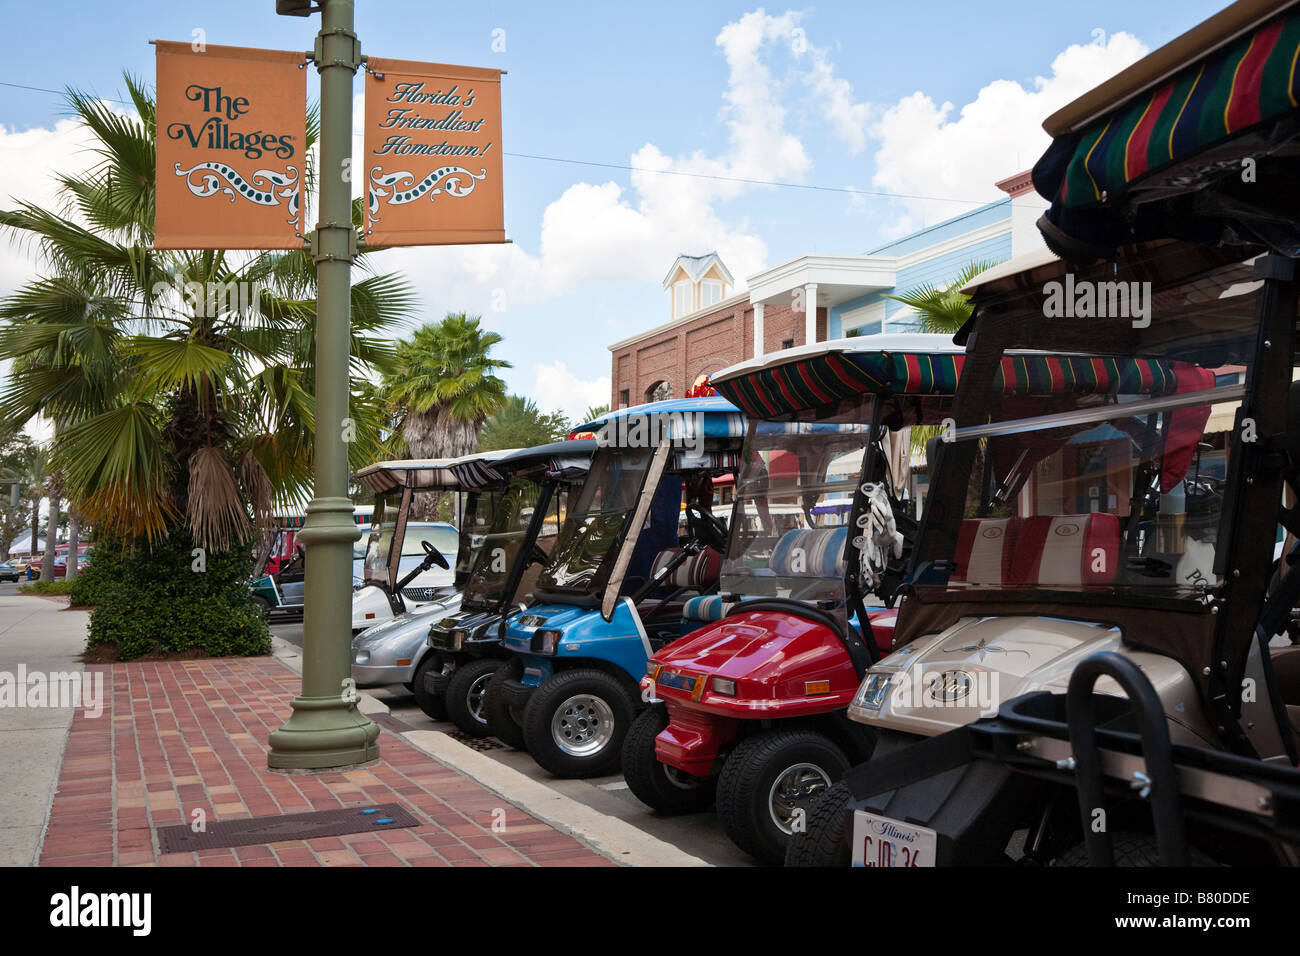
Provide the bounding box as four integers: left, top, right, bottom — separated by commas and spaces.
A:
154, 803, 420, 853
450, 730, 505, 751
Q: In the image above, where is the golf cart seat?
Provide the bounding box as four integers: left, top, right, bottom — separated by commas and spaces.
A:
636, 546, 722, 619
951, 514, 1120, 588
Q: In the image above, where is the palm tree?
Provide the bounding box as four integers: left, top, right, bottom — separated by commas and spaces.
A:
882, 260, 999, 336
385, 313, 510, 461
22, 446, 48, 570
581, 404, 609, 424
478, 395, 570, 451
0, 76, 413, 551
883, 260, 998, 457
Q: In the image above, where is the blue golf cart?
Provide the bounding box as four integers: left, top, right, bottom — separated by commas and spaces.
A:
484, 396, 744, 777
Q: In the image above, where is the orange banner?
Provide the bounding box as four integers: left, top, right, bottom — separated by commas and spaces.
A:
363, 59, 505, 246
155, 42, 306, 250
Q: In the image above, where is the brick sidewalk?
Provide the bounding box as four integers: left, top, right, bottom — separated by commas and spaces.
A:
39, 656, 614, 867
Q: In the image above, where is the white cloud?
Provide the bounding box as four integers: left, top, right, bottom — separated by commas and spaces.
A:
533, 361, 610, 422
0, 116, 102, 296
868, 32, 1150, 236
371, 8, 852, 320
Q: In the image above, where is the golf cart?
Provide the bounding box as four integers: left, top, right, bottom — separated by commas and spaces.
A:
789, 0, 1300, 867
623, 335, 960, 864
422, 439, 598, 734
485, 396, 742, 777
249, 514, 364, 620
351, 451, 515, 632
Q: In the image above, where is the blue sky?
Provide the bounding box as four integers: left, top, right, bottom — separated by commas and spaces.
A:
0, 0, 1231, 419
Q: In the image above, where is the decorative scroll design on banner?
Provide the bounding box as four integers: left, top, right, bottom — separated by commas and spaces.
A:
366, 165, 488, 223
173, 162, 300, 225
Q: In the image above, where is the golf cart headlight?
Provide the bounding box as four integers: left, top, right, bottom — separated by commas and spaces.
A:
855, 672, 893, 711
449, 628, 468, 651
711, 677, 736, 696
646, 662, 662, 680
531, 628, 563, 655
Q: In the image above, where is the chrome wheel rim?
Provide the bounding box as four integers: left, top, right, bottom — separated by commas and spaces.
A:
551, 694, 615, 757
768, 762, 832, 835
466, 672, 492, 724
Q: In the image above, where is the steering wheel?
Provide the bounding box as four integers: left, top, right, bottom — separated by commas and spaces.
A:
420, 539, 450, 569
686, 503, 728, 553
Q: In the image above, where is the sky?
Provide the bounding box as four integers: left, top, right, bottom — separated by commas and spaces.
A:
0, 0, 1232, 423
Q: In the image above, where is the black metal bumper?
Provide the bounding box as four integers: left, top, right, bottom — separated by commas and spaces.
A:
422, 669, 451, 696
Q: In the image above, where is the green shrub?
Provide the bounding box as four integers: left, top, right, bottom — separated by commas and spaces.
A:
67, 541, 123, 607
85, 526, 271, 661
19, 579, 74, 596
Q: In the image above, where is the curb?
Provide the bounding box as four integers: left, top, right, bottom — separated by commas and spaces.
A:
400, 730, 709, 868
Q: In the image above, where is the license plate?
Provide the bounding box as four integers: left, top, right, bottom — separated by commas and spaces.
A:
656, 670, 698, 693
851, 812, 936, 867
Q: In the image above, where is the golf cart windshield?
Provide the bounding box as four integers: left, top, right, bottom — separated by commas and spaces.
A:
536, 444, 657, 598
915, 250, 1264, 609
459, 471, 557, 611
363, 489, 464, 585
723, 416, 870, 604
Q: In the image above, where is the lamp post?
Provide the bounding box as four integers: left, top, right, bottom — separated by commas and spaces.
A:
267, 0, 379, 770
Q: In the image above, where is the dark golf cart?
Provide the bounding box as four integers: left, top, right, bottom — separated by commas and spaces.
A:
419, 439, 598, 733
790, 0, 1300, 867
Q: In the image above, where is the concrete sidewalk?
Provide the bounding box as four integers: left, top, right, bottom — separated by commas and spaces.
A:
0, 594, 90, 866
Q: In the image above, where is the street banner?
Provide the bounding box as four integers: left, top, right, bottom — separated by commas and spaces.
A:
154, 42, 307, 249
363, 58, 505, 246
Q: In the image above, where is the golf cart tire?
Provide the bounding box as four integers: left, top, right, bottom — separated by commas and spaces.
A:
446, 657, 501, 737
1052, 833, 1217, 867
716, 729, 850, 865
485, 657, 529, 750
623, 705, 716, 814
412, 653, 449, 722
785, 779, 853, 867
522, 668, 636, 778
251, 595, 272, 620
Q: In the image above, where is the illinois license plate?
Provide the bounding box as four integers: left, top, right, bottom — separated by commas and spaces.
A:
851, 811, 937, 867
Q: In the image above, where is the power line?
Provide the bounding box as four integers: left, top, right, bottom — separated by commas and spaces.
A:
501, 151, 996, 207
3, 78, 1005, 208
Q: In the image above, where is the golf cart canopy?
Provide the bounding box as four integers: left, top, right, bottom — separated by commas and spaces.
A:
1032, 0, 1300, 258
711, 333, 966, 420
492, 438, 599, 480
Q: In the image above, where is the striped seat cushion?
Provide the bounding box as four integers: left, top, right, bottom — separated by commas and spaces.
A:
952, 514, 1119, 588
1008, 514, 1120, 587
648, 547, 722, 592
952, 518, 1016, 586
683, 593, 734, 623
770, 527, 849, 578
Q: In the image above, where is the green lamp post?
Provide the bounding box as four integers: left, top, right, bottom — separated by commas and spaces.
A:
268, 0, 379, 770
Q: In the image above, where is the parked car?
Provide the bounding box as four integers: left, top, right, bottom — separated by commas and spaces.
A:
0, 561, 19, 583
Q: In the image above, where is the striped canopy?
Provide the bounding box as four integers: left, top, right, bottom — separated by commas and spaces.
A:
715, 349, 1183, 419
1034, 1, 1300, 255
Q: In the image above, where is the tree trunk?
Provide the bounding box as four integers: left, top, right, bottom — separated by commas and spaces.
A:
28, 494, 39, 573
40, 486, 60, 582
65, 508, 81, 581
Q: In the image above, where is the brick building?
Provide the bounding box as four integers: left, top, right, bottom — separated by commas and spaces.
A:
608, 171, 1047, 408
